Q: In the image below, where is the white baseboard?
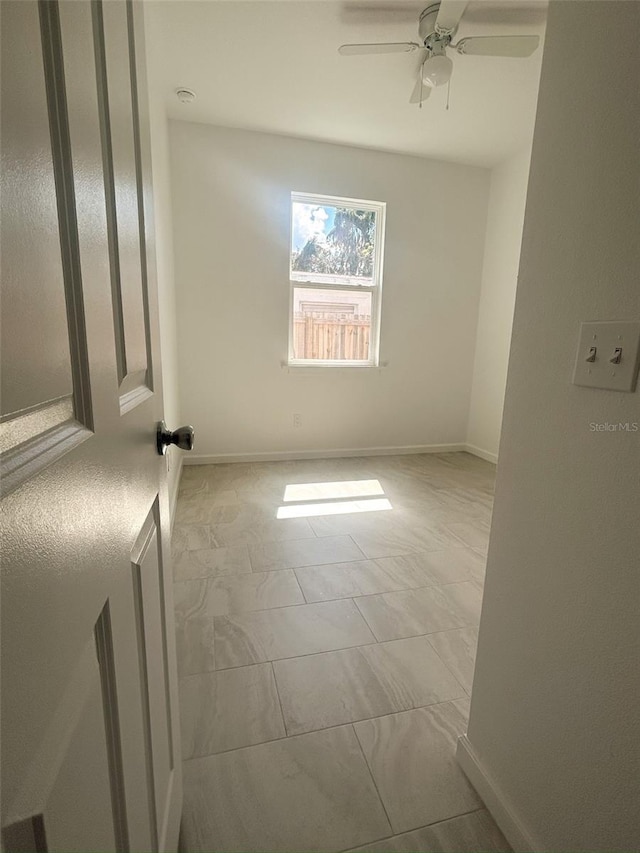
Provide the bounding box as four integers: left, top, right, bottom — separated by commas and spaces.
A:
456, 735, 537, 852
464, 443, 498, 464
168, 455, 183, 531
183, 443, 467, 465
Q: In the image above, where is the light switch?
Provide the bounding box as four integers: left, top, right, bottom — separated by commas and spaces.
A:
573, 321, 640, 392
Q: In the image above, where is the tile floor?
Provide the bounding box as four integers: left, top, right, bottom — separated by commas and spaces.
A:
172, 452, 510, 852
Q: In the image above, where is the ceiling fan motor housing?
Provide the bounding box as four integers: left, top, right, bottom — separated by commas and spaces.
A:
419, 3, 457, 66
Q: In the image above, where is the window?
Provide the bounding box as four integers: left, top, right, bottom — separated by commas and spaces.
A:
289, 192, 386, 366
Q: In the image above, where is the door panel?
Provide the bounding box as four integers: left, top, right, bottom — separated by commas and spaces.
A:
132, 506, 175, 851
41, 661, 116, 853
0, 0, 93, 497
94, 0, 152, 406
0, 1, 74, 416
94, 602, 134, 853
1, 1, 182, 850
3, 642, 116, 853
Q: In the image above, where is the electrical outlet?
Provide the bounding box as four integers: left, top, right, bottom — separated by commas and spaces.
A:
293, 413, 302, 429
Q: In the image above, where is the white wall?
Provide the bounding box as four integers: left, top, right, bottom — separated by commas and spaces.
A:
169, 121, 490, 459
466, 148, 531, 461
462, 2, 640, 850
144, 14, 182, 513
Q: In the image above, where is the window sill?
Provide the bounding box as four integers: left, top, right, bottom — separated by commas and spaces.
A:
281, 361, 389, 374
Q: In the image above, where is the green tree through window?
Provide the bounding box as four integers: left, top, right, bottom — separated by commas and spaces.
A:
291, 208, 376, 280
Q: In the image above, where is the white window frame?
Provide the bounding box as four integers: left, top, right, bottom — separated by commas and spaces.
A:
288, 191, 386, 367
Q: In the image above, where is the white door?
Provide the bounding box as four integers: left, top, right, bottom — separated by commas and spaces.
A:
1, 1, 183, 850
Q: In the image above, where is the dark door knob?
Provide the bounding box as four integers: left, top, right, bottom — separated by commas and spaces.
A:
156, 421, 195, 455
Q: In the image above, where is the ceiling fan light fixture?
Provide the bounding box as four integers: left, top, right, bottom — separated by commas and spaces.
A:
422, 53, 453, 87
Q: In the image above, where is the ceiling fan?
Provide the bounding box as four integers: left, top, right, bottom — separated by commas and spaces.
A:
338, 1, 540, 106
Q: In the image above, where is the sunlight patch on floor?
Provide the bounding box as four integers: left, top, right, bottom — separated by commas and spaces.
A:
283, 479, 384, 502
277, 497, 392, 519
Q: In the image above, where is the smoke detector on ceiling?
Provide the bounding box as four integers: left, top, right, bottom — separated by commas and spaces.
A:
175, 88, 196, 104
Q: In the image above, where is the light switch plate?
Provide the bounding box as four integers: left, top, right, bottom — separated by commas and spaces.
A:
573, 321, 640, 392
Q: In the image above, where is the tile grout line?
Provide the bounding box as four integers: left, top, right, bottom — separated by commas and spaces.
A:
183, 709, 477, 765
351, 595, 384, 642
174, 567, 305, 593
205, 593, 381, 624
212, 529, 319, 550
210, 635, 377, 673
246, 541, 255, 572
180, 625, 480, 677
423, 633, 472, 699
269, 660, 291, 738
268, 580, 478, 606
350, 722, 395, 839
337, 807, 490, 853
173, 548, 484, 590
292, 568, 309, 604
173, 568, 253, 584
251, 693, 469, 748
211, 614, 218, 673
346, 532, 368, 561
174, 571, 481, 598
302, 575, 482, 606
175, 541, 478, 569
248, 547, 374, 573
181, 731, 291, 763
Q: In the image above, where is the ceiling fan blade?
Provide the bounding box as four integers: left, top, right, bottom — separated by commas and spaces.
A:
435, 0, 468, 34
338, 42, 420, 55
415, 47, 429, 67
409, 75, 431, 105
454, 35, 540, 57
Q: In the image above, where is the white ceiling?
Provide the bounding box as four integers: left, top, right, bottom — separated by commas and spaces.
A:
144, 0, 546, 168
